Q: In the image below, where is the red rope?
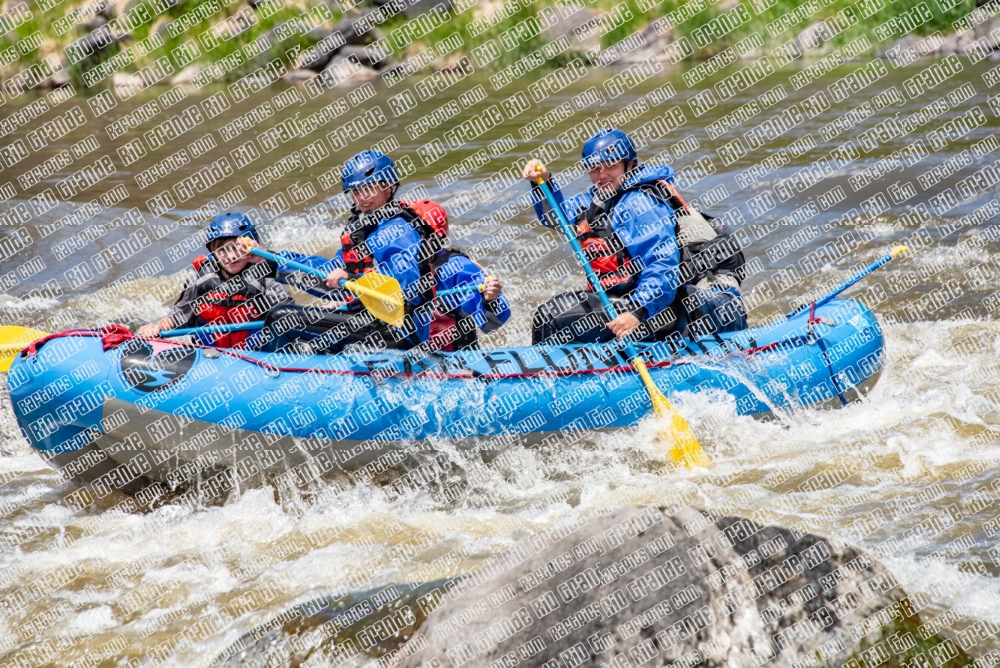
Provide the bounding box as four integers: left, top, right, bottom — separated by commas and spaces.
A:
23, 326, 801, 382
22, 328, 111, 358
808, 301, 821, 327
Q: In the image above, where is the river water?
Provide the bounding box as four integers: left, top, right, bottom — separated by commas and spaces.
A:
0, 58, 999, 666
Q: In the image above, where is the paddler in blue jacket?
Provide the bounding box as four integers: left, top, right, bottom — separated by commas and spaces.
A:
255, 150, 507, 354
523, 128, 747, 345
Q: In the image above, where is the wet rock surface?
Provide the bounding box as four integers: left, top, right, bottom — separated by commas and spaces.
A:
878, 18, 1000, 63
543, 4, 605, 53
395, 506, 962, 668
213, 581, 452, 668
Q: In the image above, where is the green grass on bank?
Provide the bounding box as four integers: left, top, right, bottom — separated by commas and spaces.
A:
0, 0, 978, 90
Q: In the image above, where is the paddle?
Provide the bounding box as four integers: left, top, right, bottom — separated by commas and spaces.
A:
0, 321, 265, 371
436, 284, 485, 298
248, 247, 406, 328
787, 245, 908, 317
536, 178, 709, 469
0, 326, 48, 372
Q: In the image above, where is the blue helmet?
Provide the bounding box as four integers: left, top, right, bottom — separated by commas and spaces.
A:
341, 150, 399, 191
205, 212, 258, 249
581, 128, 637, 168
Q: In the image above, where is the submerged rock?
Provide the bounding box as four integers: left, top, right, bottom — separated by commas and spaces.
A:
396, 506, 965, 668
213, 580, 453, 667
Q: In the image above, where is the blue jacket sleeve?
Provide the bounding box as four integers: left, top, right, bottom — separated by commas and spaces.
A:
612, 191, 681, 320
435, 255, 510, 333
371, 216, 426, 307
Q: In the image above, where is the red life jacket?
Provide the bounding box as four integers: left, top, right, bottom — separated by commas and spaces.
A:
575, 214, 637, 292
190, 255, 267, 348
340, 199, 449, 305
340, 215, 380, 278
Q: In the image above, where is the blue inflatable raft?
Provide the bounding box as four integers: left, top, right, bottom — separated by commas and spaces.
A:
7, 298, 884, 498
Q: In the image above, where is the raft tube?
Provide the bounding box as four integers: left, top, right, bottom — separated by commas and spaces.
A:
7, 298, 884, 497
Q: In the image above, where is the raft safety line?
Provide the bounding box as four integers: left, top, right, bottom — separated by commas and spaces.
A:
21, 324, 816, 382
808, 301, 849, 406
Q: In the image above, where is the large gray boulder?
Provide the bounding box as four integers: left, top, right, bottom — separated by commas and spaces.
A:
212, 507, 969, 668
299, 9, 379, 71
339, 44, 389, 69
607, 21, 674, 66
401, 0, 451, 17
936, 31, 976, 56
397, 506, 955, 668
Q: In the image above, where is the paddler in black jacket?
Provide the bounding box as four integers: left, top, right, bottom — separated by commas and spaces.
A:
138, 213, 291, 348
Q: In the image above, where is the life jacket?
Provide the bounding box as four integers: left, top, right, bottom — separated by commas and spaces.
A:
339, 199, 448, 304
575, 207, 638, 293
340, 212, 381, 278
190, 255, 270, 348
577, 178, 745, 297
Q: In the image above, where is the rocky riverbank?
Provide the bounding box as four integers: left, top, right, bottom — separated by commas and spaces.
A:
213, 506, 975, 668
6, 0, 981, 94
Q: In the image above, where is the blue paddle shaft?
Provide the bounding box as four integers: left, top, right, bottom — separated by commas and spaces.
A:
436, 284, 483, 298
789, 250, 900, 316
249, 247, 330, 281
161, 321, 261, 337
537, 181, 640, 360
248, 247, 354, 292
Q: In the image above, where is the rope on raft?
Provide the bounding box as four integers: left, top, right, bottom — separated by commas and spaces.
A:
21, 321, 813, 382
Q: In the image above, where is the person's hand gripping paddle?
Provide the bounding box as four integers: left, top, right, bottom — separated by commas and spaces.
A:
534, 174, 709, 468
248, 247, 406, 328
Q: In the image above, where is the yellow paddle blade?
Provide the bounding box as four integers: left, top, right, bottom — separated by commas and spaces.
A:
651, 391, 711, 469
633, 356, 710, 469
0, 326, 50, 372
346, 273, 406, 328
